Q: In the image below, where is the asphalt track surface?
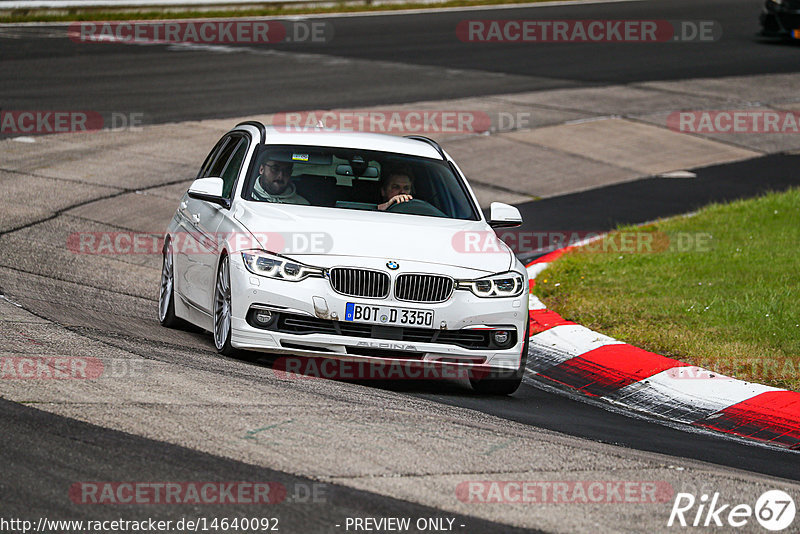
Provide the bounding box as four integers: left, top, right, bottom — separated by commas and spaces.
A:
3, 0, 800, 530
1, 0, 799, 126
0, 398, 534, 533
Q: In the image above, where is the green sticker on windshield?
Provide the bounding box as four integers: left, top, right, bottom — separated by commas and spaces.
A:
292, 153, 309, 162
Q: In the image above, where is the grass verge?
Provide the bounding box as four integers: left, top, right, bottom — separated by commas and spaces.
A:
534, 188, 800, 391
0, 0, 568, 23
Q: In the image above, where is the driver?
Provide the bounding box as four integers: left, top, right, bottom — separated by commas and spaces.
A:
377, 165, 414, 211
253, 156, 310, 205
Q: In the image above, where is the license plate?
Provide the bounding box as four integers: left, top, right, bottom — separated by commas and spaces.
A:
344, 302, 434, 327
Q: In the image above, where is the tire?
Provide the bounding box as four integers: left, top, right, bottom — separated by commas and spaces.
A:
213, 254, 238, 357
158, 239, 183, 328
470, 320, 530, 395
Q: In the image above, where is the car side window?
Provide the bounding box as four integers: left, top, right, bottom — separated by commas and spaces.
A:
219, 138, 248, 199
207, 136, 239, 179
198, 137, 230, 179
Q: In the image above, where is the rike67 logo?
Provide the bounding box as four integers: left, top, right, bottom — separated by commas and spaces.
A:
668, 490, 795, 530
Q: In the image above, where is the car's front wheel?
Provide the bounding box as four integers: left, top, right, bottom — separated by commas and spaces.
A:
470, 321, 530, 395
213, 254, 238, 356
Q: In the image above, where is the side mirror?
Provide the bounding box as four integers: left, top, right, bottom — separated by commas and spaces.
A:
488, 202, 522, 228
188, 177, 230, 208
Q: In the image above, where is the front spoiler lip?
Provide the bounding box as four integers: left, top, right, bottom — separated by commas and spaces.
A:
231, 328, 523, 371
258, 349, 514, 382
241, 345, 490, 366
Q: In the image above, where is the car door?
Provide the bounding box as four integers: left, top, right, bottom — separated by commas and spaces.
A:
177, 133, 249, 314
173, 136, 229, 311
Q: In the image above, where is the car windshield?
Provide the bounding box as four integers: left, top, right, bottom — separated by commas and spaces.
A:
242, 145, 479, 220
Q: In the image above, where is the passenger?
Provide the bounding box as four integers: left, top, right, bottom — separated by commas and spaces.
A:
253, 157, 310, 205
377, 166, 414, 211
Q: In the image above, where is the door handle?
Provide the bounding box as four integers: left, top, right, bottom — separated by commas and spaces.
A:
192, 213, 200, 223
180, 201, 187, 209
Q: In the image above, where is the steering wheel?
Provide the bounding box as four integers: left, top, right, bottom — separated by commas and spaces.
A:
386, 199, 447, 217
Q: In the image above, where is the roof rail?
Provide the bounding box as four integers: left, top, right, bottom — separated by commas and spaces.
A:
235, 121, 267, 142
404, 135, 446, 159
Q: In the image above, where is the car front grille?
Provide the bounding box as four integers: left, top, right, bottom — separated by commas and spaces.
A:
394, 274, 454, 303
280, 314, 373, 337
403, 326, 491, 349
328, 267, 390, 298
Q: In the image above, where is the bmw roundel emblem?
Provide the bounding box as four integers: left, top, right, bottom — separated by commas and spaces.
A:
386, 261, 399, 270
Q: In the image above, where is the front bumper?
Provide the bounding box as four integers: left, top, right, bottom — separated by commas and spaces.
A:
227, 254, 529, 372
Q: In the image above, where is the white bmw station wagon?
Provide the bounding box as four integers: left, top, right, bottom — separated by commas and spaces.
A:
160, 122, 529, 394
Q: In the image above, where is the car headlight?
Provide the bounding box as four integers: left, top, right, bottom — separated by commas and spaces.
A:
241, 251, 324, 282
457, 271, 525, 298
